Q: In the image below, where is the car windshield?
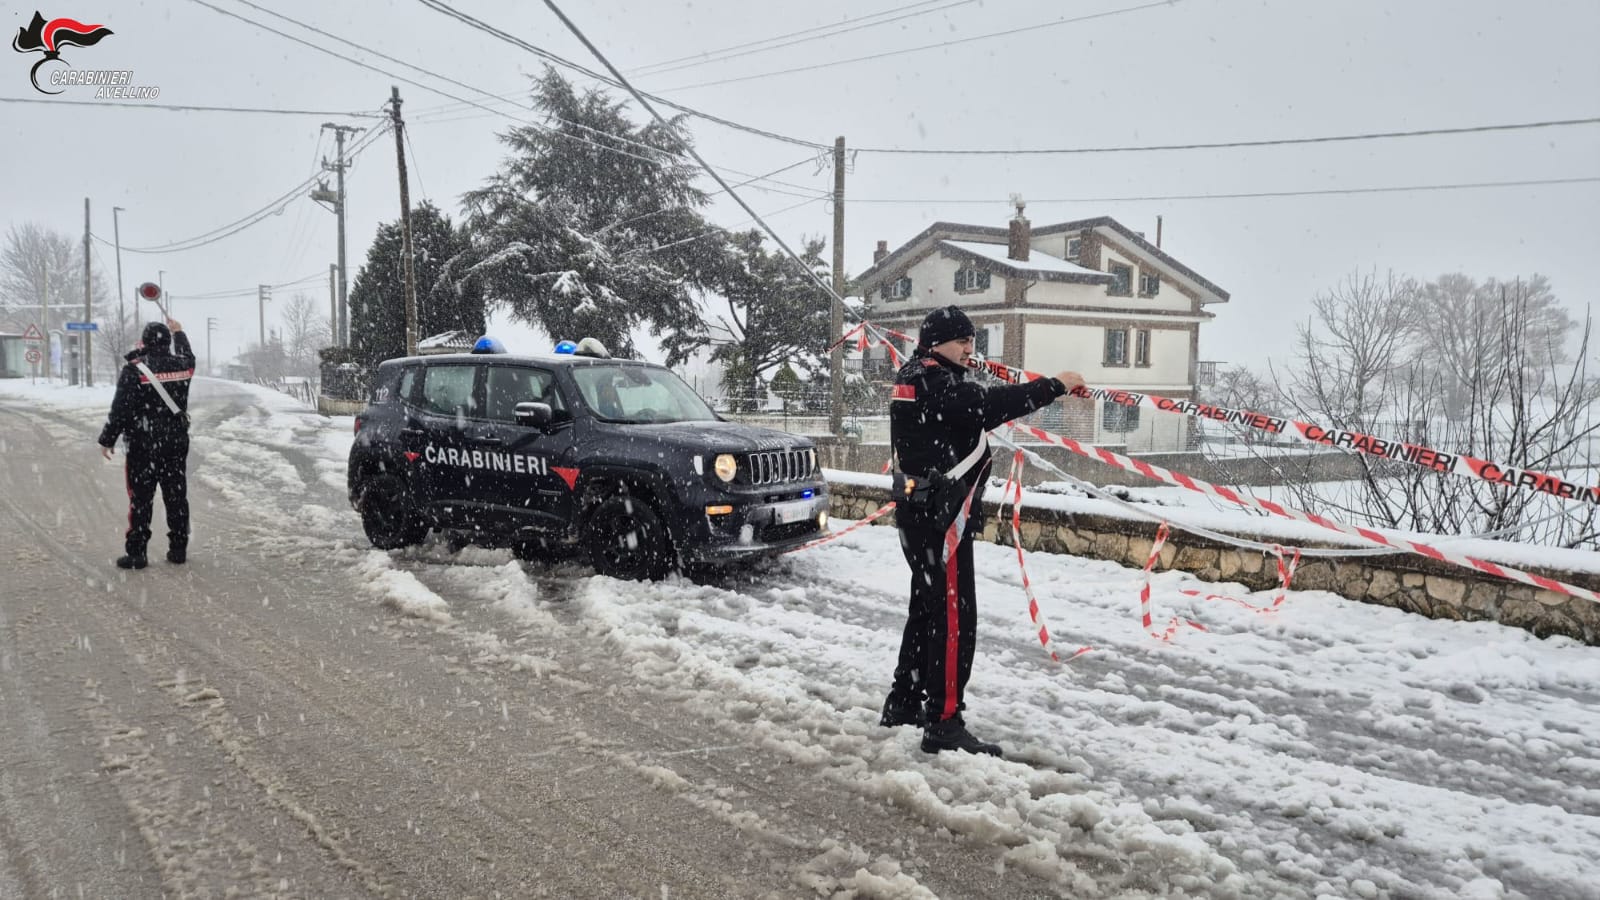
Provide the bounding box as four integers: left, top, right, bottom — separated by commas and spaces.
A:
571, 364, 718, 424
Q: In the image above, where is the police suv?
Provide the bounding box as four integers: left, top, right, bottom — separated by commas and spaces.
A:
347, 338, 830, 580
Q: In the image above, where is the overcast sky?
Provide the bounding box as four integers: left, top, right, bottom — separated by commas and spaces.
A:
3, 0, 1597, 372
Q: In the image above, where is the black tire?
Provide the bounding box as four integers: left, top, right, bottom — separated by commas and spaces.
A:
583, 491, 674, 581
359, 474, 428, 549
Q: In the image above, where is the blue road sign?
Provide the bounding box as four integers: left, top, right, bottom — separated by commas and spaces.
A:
65, 322, 98, 331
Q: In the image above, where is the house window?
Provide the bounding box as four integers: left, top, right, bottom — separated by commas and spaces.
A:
1108, 262, 1133, 296
880, 275, 913, 301
1066, 236, 1083, 261
1102, 401, 1140, 434
1104, 328, 1129, 366
1135, 329, 1151, 367
1140, 272, 1160, 296
973, 324, 1003, 359
953, 268, 991, 293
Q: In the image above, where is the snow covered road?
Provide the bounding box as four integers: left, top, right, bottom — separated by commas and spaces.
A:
2, 377, 1598, 898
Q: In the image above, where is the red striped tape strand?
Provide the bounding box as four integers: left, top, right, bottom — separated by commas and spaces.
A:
848, 318, 1596, 506
1068, 384, 1598, 508
784, 501, 898, 554
825, 322, 867, 353
1007, 421, 1600, 607
1140, 522, 1209, 641
1003, 452, 1092, 662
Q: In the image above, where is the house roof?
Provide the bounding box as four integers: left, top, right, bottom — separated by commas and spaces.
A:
858, 217, 1230, 303
939, 240, 1110, 282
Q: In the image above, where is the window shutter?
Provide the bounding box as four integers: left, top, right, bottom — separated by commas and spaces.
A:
979, 271, 991, 289
954, 270, 965, 291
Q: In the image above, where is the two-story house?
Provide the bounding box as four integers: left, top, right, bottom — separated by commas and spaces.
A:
854, 205, 1229, 452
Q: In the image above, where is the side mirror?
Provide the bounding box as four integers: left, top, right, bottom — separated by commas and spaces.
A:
514, 401, 553, 427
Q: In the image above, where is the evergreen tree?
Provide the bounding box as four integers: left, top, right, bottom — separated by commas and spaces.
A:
661, 229, 831, 405
454, 68, 719, 360
348, 202, 485, 369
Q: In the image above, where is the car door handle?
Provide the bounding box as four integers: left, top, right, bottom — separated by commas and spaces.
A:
474, 435, 504, 446
401, 426, 425, 436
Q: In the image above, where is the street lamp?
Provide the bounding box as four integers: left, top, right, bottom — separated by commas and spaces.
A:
112, 206, 127, 336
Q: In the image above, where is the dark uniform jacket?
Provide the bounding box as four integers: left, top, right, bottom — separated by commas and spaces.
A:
98, 331, 196, 449
889, 349, 1063, 533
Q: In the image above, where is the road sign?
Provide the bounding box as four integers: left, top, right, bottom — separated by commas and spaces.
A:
24, 348, 41, 364
20, 323, 43, 343
65, 321, 98, 332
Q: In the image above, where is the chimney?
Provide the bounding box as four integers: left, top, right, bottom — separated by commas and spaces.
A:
1007, 194, 1030, 262
873, 240, 888, 263
1156, 215, 1163, 249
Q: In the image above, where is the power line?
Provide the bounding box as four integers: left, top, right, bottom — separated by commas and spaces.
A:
847, 175, 1600, 205
93, 126, 390, 255
630, 0, 978, 78
625, 197, 829, 257
0, 95, 383, 116
660, 0, 1177, 92
851, 115, 1600, 155
404, 126, 429, 201
211, 0, 810, 198
412, 0, 829, 149
170, 271, 327, 300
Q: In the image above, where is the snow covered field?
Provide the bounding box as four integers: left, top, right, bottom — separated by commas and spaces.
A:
7, 375, 1600, 898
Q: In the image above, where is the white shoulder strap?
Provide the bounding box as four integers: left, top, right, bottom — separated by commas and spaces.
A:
133, 361, 182, 414
945, 431, 989, 481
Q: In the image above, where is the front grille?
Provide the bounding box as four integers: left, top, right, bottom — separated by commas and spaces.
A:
742, 448, 816, 486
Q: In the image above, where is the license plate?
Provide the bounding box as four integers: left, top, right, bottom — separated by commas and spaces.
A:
771, 500, 812, 525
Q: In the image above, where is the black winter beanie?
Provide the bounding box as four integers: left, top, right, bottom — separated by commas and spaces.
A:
141, 321, 171, 352
917, 305, 976, 349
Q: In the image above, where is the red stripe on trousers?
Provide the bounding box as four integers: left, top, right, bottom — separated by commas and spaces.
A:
943, 530, 961, 720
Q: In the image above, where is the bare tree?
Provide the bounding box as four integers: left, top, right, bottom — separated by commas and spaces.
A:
1415, 273, 1573, 416
1275, 276, 1597, 547
280, 292, 331, 378
1281, 270, 1419, 429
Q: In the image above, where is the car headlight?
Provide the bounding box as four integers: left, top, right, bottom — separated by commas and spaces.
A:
713, 453, 738, 482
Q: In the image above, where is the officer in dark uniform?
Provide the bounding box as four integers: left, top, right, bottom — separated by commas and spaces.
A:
881, 305, 1084, 756
98, 318, 196, 569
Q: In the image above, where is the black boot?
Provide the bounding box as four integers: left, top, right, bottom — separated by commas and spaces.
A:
115, 554, 148, 570
166, 547, 186, 564
879, 691, 927, 728
920, 716, 1002, 757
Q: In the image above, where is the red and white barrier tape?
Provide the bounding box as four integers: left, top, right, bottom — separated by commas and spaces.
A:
1007, 420, 1600, 607
1001, 451, 1093, 662
1138, 525, 1209, 641
1145, 521, 1303, 626
785, 501, 897, 554
844, 317, 1596, 506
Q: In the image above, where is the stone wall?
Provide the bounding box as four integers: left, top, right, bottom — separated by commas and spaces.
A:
827, 480, 1600, 646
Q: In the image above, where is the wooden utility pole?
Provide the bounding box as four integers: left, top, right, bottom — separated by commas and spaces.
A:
83, 197, 92, 386
829, 136, 846, 437
390, 86, 419, 357
328, 263, 337, 342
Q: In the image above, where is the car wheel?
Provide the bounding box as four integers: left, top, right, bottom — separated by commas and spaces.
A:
583, 492, 673, 581
360, 474, 427, 549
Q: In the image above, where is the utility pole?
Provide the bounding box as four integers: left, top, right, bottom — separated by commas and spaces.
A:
828, 136, 846, 437
83, 197, 92, 386
258, 284, 271, 348
40, 267, 50, 380
112, 206, 126, 346
328, 263, 338, 344
206, 317, 217, 377
318, 122, 363, 346
389, 86, 419, 357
